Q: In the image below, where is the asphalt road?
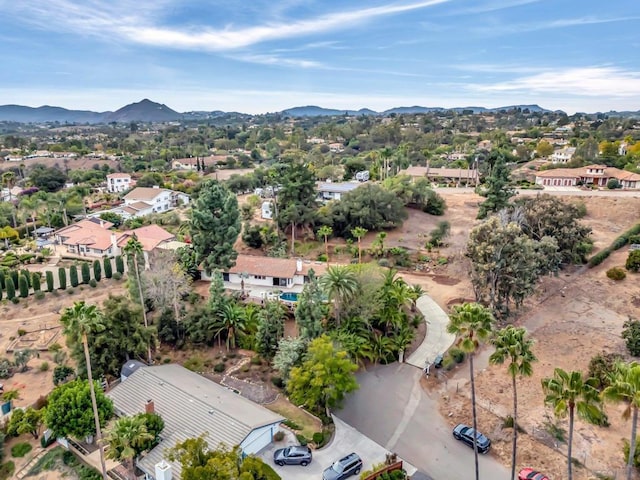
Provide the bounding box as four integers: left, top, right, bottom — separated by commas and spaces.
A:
337, 363, 511, 480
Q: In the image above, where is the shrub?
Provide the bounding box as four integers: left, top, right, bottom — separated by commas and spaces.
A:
271, 376, 284, 388
10, 297, 19, 304
17, 329, 26, 336
377, 258, 391, 268
67, 288, 74, 295
34, 291, 45, 300
92, 260, 101, 282
623, 319, 640, 357
623, 437, 640, 467
103, 257, 113, 279
448, 347, 465, 363
89, 279, 97, 288
62, 450, 78, 466
45, 271, 54, 292
31, 272, 41, 292
69, 265, 79, 287
183, 356, 204, 372
58, 267, 66, 290
9, 271, 18, 289
40, 434, 56, 448
626, 250, 640, 272
0, 461, 14, 480
213, 362, 226, 373
250, 356, 262, 366
312, 432, 324, 445
81, 263, 91, 284
18, 275, 28, 298
5, 278, 15, 300
115, 255, 124, 274
607, 178, 621, 189
53, 365, 75, 385
39, 361, 50, 372
295, 434, 308, 446
589, 223, 640, 267
11, 442, 32, 458
282, 419, 301, 430
112, 272, 122, 280
606, 267, 626, 281
588, 352, 624, 390
273, 430, 285, 442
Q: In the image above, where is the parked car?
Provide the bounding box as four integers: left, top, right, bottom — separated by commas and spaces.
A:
518, 468, 550, 480
322, 452, 363, 480
452, 424, 491, 453
273, 445, 312, 466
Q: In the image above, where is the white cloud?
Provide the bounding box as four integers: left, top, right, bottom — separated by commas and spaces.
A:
230, 54, 324, 69
472, 15, 640, 35
471, 66, 640, 97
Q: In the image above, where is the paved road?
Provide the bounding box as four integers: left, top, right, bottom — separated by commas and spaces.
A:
337, 363, 510, 480
434, 186, 640, 197
406, 295, 456, 369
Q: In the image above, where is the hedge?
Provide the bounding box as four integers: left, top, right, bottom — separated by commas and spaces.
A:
93, 260, 101, 282
20, 269, 31, 288
103, 257, 112, 279
45, 271, 54, 292
5, 278, 15, 300
58, 267, 67, 290
31, 272, 41, 292
69, 266, 79, 287
115, 255, 124, 274
18, 275, 29, 298
588, 222, 640, 267
9, 271, 18, 289
81, 263, 91, 284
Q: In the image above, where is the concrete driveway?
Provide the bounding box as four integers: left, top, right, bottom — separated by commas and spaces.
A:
260, 416, 416, 480
337, 363, 510, 480
406, 295, 456, 369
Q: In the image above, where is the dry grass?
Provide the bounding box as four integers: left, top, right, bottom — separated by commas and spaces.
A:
266, 396, 322, 439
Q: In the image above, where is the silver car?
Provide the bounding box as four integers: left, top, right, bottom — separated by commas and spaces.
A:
273, 445, 312, 466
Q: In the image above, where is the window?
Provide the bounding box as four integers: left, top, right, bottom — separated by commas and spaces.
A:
254, 275, 265, 280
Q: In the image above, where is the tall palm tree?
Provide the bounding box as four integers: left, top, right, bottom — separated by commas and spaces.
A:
60, 301, 108, 480
447, 302, 494, 480
350, 227, 367, 264
320, 265, 359, 327
123, 236, 151, 363
216, 302, 247, 350
317, 225, 333, 263
541, 368, 603, 480
104, 416, 153, 478
489, 326, 537, 480
602, 361, 640, 480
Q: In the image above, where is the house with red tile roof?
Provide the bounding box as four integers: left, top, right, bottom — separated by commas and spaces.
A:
535, 164, 640, 189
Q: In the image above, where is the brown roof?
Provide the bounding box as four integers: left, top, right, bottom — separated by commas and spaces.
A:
106, 173, 131, 179
127, 201, 153, 211
535, 168, 581, 178
229, 255, 297, 278
118, 225, 175, 251
536, 165, 640, 181
124, 187, 168, 202
399, 166, 479, 179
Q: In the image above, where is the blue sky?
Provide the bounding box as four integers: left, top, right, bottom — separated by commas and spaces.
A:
1, 0, 639, 114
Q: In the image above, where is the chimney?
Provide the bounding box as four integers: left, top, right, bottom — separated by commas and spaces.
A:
296, 258, 302, 273
111, 233, 119, 255
99, 219, 105, 228
145, 399, 155, 414
155, 460, 172, 480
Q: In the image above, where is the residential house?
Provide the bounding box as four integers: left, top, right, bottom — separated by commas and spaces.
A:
398, 166, 480, 186
535, 164, 640, 189
171, 155, 228, 171
107, 364, 283, 480
550, 147, 577, 164
54, 218, 119, 257
329, 142, 345, 153
117, 224, 175, 268
122, 187, 190, 218
106, 173, 132, 193
317, 181, 362, 202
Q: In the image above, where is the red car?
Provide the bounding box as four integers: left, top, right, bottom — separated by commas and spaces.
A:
518, 468, 550, 480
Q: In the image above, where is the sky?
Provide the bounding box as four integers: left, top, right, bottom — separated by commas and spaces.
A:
1, 0, 639, 114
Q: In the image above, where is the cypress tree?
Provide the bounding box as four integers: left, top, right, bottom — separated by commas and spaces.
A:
103, 257, 113, 279
6, 277, 15, 299
0, 269, 5, 289
58, 267, 66, 290
93, 259, 101, 282
45, 271, 54, 292
81, 263, 91, 284
31, 272, 41, 292
21, 269, 31, 288
18, 275, 29, 298
115, 255, 124, 274
69, 265, 79, 287
10, 270, 19, 289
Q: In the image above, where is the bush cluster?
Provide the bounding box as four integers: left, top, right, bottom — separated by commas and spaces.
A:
589, 223, 640, 267
606, 267, 626, 281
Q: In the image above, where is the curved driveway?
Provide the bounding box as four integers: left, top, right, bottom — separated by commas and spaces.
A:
336, 363, 510, 480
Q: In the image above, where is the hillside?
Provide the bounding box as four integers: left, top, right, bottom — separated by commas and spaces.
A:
104, 99, 181, 123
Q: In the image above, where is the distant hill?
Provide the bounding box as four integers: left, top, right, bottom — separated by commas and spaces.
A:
105, 99, 181, 123
383, 106, 444, 115
0, 104, 107, 123
281, 105, 377, 117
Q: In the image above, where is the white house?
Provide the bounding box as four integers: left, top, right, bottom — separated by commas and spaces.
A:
121, 187, 190, 218
106, 173, 132, 193
107, 364, 283, 480
317, 181, 362, 202
550, 147, 577, 164
261, 201, 273, 219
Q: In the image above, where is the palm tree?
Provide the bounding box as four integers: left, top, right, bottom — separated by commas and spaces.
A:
216, 302, 247, 350
123, 236, 151, 364
447, 302, 494, 480
60, 301, 108, 480
602, 361, 640, 480
350, 227, 367, 263
541, 368, 603, 480
489, 326, 537, 480
320, 265, 359, 327
317, 225, 333, 263
408, 284, 425, 313
104, 416, 153, 478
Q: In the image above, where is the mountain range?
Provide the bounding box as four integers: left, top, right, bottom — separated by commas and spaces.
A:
0, 99, 636, 124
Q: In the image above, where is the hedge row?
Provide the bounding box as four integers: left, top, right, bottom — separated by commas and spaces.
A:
588, 223, 640, 268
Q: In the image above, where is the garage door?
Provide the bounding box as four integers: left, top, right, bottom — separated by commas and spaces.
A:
241, 424, 277, 455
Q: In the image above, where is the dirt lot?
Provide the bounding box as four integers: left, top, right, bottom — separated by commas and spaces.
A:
425, 191, 640, 480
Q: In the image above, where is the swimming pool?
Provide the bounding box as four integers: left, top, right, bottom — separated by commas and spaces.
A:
280, 292, 299, 302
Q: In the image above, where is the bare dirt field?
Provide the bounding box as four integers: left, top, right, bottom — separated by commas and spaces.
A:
424, 191, 640, 480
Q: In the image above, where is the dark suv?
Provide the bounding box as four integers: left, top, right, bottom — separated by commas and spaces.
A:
452, 424, 491, 454
322, 453, 363, 480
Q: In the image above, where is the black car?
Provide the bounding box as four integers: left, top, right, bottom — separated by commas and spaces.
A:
322, 452, 363, 480
273, 445, 312, 466
452, 423, 491, 453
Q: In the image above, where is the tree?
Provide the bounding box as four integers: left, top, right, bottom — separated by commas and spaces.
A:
320, 266, 359, 326
104, 415, 153, 477
542, 369, 604, 480
53, 365, 75, 385
58, 267, 67, 290
123, 236, 151, 364
93, 259, 101, 282
7, 406, 43, 439
69, 265, 79, 287
623, 319, 640, 357
626, 250, 640, 273
295, 270, 327, 340
0, 226, 18, 248
5, 277, 15, 300
18, 274, 28, 298
477, 155, 515, 219
602, 361, 640, 480
191, 180, 241, 273
175, 245, 200, 280
115, 255, 125, 274
31, 272, 41, 292
44, 379, 113, 444
28, 165, 67, 192
489, 326, 537, 480
45, 271, 54, 292
142, 250, 191, 324
81, 262, 91, 284
59, 302, 110, 479
287, 335, 358, 416
536, 140, 553, 157
351, 227, 367, 263
103, 257, 113, 279
317, 225, 333, 262
273, 337, 307, 382
99, 212, 123, 228
447, 303, 494, 480
216, 302, 247, 351
256, 300, 286, 358
14, 349, 38, 372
